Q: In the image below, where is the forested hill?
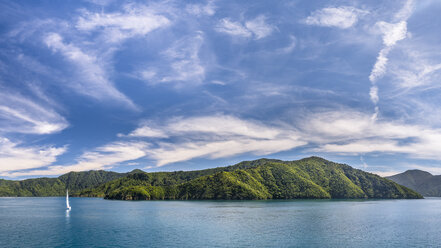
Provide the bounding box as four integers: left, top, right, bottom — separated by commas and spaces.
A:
387, 170, 441, 196
0, 159, 276, 197
0, 170, 128, 196
79, 157, 422, 200
0, 157, 422, 199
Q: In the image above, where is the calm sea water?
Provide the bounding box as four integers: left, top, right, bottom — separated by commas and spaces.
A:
0, 197, 440, 247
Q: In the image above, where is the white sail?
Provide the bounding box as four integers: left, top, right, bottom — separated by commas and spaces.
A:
66, 189, 71, 210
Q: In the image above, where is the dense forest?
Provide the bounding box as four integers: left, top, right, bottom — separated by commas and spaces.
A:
0, 157, 422, 200
81, 157, 422, 200
0, 170, 127, 196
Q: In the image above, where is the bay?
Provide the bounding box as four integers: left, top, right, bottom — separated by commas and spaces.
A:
0, 197, 439, 247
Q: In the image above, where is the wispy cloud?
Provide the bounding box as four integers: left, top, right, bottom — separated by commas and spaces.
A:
0, 90, 67, 134
389, 47, 441, 90
369, 48, 390, 84
376, 21, 408, 47
304, 6, 368, 29
368, 0, 414, 110
10, 3, 173, 110
186, 1, 215, 16
368, 22, 408, 84
102, 108, 441, 168
138, 33, 207, 85
44, 33, 136, 109
126, 115, 305, 166
161, 33, 205, 84
216, 15, 274, 39
125, 126, 168, 138
302, 109, 441, 161
76, 5, 170, 43
369, 85, 379, 105
3, 141, 147, 177
0, 138, 66, 174
216, 18, 252, 38
245, 16, 274, 39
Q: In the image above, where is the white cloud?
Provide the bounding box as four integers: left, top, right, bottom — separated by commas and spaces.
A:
158, 34, 206, 84
11, 108, 441, 177
126, 126, 168, 138
369, 47, 390, 83
389, 48, 441, 89
369, 85, 379, 104
394, 0, 415, 21
304, 6, 368, 29
376, 21, 408, 47
129, 115, 283, 139
0, 91, 68, 135
127, 115, 305, 166
319, 140, 411, 154
3, 141, 147, 177
119, 110, 441, 167
151, 138, 305, 167
302, 110, 416, 141
216, 16, 274, 39
245, 16, 274, 39
186, 1, 215, 16
368, 0, 414, 108
0, 137, 66, 173
216, 18, 252, 38
302, 110, 441, 161
44, 33, 136, 108
76, 7, 170, 43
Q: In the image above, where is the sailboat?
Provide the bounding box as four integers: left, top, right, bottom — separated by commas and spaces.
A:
66, 189, 71, 210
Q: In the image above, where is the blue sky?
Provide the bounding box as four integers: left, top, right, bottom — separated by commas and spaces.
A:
1, 0, 441, 179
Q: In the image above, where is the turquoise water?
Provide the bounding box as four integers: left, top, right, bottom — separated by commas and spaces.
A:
0, 198, 440, 247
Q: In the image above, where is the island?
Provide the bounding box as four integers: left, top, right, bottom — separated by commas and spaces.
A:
0, 157, 422, 200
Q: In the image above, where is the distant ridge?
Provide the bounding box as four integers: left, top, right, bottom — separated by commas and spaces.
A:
387, 170, 441, 196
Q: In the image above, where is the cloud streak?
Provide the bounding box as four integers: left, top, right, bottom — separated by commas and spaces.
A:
127, 115, 305, 166
76, 6, 170, 43
0, 138, 66, 174
304, 6, 368, 29
45, 33, 136, 108
0, 90, 67, 135
216, 16, 274, 39
302, 109, 441, 161
3, 141, 147, 177
368, 0, 414, 112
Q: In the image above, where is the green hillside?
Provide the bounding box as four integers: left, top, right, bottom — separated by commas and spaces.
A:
0, 157, 422, 199
78, 157, 422, 200
0, 170, 127, 196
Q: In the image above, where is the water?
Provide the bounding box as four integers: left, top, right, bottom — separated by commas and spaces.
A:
0, 197, 440, 247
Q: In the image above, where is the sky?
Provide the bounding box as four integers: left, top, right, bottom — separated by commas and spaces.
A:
1, 0, 441, 179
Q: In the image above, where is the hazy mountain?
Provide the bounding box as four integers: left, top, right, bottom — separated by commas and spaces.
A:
387, 170, 441, 196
